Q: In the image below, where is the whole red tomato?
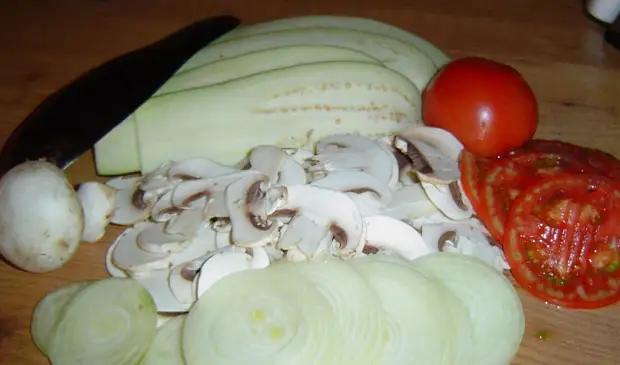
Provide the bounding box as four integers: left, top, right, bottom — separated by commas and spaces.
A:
422, 57, 538, 157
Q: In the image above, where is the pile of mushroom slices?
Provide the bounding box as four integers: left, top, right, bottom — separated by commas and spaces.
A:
104, 126, 509, 313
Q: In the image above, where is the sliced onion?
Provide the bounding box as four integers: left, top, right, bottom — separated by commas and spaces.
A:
271, 257, 388, 365
183, 266, 340, 365
349, 255, 471, 365
47, 278, 158, 365
139, 314, 186, 365
412, 252, 525, 365
31, 281, 90, 356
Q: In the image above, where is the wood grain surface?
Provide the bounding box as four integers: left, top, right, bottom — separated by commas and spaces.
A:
0, 0, 619, 364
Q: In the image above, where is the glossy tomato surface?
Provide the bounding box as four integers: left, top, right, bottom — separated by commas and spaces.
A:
422, 57, 538, 157
482, 150, 597, 242
504, 174, 620, 309
458, 150, 495, 231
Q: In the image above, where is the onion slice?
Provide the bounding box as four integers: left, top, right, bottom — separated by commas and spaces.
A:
349, 255, 471, 365
139, 314, 187, 365
183, 266, 340, 365
412, 252, 525, 365
271, 257, 388, 365
31, 281, 90, 356
47, 278, 158, 365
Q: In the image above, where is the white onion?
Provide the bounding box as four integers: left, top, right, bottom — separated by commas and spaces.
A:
412, 252, 525, 365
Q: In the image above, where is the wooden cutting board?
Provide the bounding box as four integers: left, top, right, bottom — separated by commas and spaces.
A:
0, 0, 619, 364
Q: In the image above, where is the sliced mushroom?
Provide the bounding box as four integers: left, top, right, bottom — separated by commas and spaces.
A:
277, 215, 330, 257
287, 148, 315, 166
167, 157, 238, 181
380, 184, 439, 221
345, 192, 382, 217
109, 185, 153, 225
225, 172, 279, 247
408, 211, 455, 230
249, 145, 307, 186
105, 234, 128, 278
110, 222, 215, 275
168, 246, 243, 305
363, 215, 431, 260
106, 176, 140, 190
392, 126, 463, 184
311, 170, 393, 207
421, 180, 473, 220
270, 185, 365, 258
307, 134, 399, 187
215, 231, 231, 249
195, 246, 270, 298
420, 220, 509, 272
137, 162, 177, 195
131, 269, 191, 313
164, 208, 207, 236
136, 222, 194, 254
151, 191, 182, 222
76, 181, 116, 242
171, 171, 250, 209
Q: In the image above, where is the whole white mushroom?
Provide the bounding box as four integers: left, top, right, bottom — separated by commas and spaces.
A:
0, 160, 84, 273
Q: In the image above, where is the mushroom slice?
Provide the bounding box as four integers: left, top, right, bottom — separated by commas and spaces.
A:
76, 181, 116, 242
421, 221, 509, 272
249, 145, 307, 186
164, 208, 207, 236
171, 171, 249, 209
409, 211, 455, 230
287, 148, 315, 166
311, 170, 393, 207
106, 176, 140, 190
195, 247, 270, 298
308, 134, 399, 186
421, 180, 473, 220
345, 192, 382, 217
393, 126, 463, 184
167, 157, 238, 181
380, 184, 439, 221
225, 172, 279, 248
151, 190, 182, 222
215, 231, 231, 249
137, 222, 192, 254
105, 234, 128, 278
277, 215, 330, 256
168, 246, 241, 305
109, 185, 153, 225
211, 217, 232, 233
138, 161, 176, 194
363, 215, 431, 261
271, 185, 365, 257
132, 269, 191, 313
111, 222, 215, 275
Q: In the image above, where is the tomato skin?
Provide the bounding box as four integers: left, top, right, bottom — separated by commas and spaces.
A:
504, 174, 620, 309
422, 57, 538, 157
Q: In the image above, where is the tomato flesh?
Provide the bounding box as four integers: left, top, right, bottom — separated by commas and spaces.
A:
458, 151, 493, 219
504, 174, 620, 309
481, 151, 596, 243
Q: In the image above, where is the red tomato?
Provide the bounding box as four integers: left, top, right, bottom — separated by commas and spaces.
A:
481, 150, 598, 243
504, 174, 620, 309
458, 150, 496, 234
422, 57, 538, 157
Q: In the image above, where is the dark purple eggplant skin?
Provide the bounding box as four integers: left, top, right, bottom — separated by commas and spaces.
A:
0, 15, 240, 176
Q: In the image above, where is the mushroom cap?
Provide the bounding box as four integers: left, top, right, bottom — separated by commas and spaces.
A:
0, 160, 84, 273
76, 181, 116, 243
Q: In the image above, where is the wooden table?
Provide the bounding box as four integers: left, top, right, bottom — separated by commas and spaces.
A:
0, 0, 619, 364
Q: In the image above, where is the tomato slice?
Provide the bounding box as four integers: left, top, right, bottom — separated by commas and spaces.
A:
517, 139, 620, 179
458, 150, 494, 220
504, 174, 620, 309
481, 151, 596, 243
